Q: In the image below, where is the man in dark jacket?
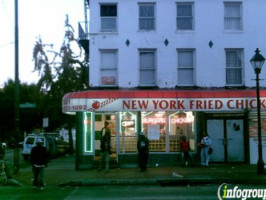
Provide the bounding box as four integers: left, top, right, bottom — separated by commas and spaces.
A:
30, 138, 48, 190
98, 121, 111, 172
137, 128, 149, 172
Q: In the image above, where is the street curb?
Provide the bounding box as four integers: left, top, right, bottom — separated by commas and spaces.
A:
58, 177, 266, 187
157, 177, 266, 186
58, 179, 158, 186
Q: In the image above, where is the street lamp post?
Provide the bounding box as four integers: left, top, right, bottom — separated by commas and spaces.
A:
250, 48, 265, 174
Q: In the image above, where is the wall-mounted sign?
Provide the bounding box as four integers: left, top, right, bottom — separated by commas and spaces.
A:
102, 76, 116, 85
63, 90, 266, 113
43, 118, 48, 128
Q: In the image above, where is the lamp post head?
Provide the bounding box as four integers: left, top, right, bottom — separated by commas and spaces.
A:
250, 48, 265, 74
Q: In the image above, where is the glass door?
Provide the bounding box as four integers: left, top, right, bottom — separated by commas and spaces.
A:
119, 112, 137, 153
207, 119, 225, 162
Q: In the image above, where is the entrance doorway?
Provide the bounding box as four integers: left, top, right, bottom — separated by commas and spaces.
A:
207, 119, 245, 162
94, 113, 117, 161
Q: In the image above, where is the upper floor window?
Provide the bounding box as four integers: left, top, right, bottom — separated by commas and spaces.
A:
100, 50, 118, 86
226, 49, 243, 85
176, 3, 194, 30
177, 49, 195, 86
139, 50, 156, 86
139, 3, 155, 30
100, 4, 117, 31
224, 2, 242, 31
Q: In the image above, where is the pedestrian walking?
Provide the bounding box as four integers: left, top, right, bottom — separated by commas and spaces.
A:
200, 132, 211, 167
98, 121, 111, 172
180, 136, 190, 166
137, 128, 149, 172
30, 138, 48, 190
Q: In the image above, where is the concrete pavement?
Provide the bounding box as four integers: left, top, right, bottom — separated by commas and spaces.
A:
10, 154, 266, 187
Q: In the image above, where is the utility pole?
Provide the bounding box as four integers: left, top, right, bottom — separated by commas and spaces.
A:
14, 0, 20, 175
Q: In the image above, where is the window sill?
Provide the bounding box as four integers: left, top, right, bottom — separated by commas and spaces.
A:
99, 85, 119, 89
175, 85, 197, 89
223, 30, 244, 34
137, 30, 157, 33
98, 31, 119, 35
175, 30, 195, 34
225, 85, 245, 89
137, 85, 159, 89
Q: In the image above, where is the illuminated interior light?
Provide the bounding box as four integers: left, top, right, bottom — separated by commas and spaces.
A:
168, 111, 194, 132
84, 112, 93, 153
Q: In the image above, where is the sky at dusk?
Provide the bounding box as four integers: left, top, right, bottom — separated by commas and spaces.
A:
0, 0, 84, 87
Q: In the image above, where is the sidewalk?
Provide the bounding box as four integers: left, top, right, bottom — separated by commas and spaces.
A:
11, 154, 266, 187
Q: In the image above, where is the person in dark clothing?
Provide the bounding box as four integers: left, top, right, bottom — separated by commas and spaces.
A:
137, 128, 149, 172
30, 138, 48, 190
98, 121, 111, 172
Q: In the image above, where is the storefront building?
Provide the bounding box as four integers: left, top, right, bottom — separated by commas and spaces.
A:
63, 89, 266, 169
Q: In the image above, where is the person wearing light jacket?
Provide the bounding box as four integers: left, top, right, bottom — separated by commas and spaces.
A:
200, 132, 211, 167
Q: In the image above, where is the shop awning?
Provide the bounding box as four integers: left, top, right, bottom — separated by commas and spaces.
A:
62, 89, 266, 113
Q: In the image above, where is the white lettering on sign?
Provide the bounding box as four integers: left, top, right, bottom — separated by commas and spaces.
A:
121, 121, 135, 127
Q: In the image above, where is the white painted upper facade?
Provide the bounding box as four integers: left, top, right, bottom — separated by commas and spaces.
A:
89, 0, 266, 88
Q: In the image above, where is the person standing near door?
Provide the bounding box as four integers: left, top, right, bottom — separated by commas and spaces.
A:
200, 132, 211, 167
98, 121, 111, 172
137, 128, 149, 172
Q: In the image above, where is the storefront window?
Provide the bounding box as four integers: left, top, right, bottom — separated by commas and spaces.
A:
119, 112, 137, 153
169, 111, 195, 152
142, 111, 167, 152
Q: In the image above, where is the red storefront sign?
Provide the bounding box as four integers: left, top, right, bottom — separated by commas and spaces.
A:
62, 90, 266, 112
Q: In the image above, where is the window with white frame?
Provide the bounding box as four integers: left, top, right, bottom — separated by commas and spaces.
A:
176, 3, 194, 30
100, 50, 117, 86
224, 2, 242, 30
139, 3, 155, 30
100, 4, 117, 31
139, 50, 156, 86
226, 49, 243, 85
177, 50, 195, 86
